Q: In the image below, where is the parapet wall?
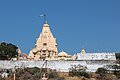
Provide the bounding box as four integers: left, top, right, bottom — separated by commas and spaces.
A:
0, 60, 116, 72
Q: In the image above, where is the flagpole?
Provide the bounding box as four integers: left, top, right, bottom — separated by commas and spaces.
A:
44, 15, 46, 24
39, 14, 47, 24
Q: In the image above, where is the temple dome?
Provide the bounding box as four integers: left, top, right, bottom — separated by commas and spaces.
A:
58, 51, 68, 57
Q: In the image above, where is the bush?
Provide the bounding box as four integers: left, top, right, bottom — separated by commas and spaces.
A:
69, 68, 77, 77
0, 76, 6, 80
69, 65, 89, 78
114, 70, 120, 79
77, 72, 89, 78
96, 67, 107, 75
115, 53, 120, 60
7, 67, 63, 80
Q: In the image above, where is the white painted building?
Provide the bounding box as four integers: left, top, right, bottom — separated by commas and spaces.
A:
76, 48, 116, 60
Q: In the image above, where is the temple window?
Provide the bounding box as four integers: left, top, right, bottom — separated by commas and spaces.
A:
43, 43, 47, 46
43, 50, 46, 53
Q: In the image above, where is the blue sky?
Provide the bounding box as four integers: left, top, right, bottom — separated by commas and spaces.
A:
0, 0, 120, 54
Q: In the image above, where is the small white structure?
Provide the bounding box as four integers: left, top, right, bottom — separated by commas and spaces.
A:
1, 72, 8, 78
42, 74, 48, 80
76, 49, 116, 60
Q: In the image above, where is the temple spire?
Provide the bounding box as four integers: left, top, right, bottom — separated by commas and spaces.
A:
28, 15, 58, 60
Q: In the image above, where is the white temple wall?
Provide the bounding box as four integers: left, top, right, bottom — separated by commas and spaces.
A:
76, 53, 116, 60
0, 60, 116, 72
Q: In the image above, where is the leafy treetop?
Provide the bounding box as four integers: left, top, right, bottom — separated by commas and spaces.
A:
0, 42, 18, 60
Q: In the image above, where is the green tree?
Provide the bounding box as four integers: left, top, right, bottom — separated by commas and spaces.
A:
114, 53, 120, 78
115, 53, 120, 60
96, 67, 107, 75
112, 65, 120, 79
0, 42, 18, 60
115, 53, 120, 64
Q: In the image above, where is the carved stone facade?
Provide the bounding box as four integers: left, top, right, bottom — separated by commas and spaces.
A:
28, 22, 58, 60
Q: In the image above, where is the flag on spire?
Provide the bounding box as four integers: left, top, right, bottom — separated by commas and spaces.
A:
38, 14, 47, 24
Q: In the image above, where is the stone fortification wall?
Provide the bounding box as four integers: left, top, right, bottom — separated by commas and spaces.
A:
0, 60, 115, 72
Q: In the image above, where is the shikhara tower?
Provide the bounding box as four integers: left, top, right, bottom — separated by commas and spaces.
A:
28, 20, 58, 60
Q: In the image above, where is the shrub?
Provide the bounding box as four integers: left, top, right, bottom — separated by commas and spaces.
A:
77, 72, 89, 78
46, 69, 59, 79
96, 67, 107, 75
69, 65, 89, 78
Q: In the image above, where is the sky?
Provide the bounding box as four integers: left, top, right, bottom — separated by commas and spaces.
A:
0, 0, 120, 54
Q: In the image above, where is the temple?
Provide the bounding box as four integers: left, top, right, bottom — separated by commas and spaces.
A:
28, 21, 58, 60
27, 20, 75, 60
27, 18, 116, 61
0, 17, 117, 73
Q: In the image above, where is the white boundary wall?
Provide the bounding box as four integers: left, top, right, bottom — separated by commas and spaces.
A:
0, 60, 116, 72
